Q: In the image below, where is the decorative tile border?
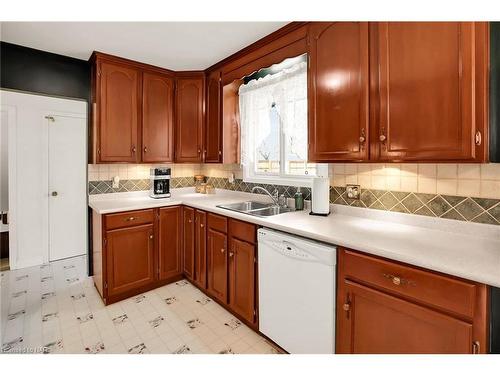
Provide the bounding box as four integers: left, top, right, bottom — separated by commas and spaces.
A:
88, 177, 196, 195
88, 176, 500, 225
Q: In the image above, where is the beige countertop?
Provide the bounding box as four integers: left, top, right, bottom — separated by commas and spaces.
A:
89, 188, 500, 288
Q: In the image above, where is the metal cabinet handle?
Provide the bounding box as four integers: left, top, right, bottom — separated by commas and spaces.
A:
188, 219, 192, 223
220, 248, 225, 253
144, 146, 148, 153
379, 134, 386, 142
200, 223, 204, 228
359, 129, 366, 144
132, 146, 136, 153
382, 273, 415, 287
149, 234, 153, 239
229, 251, 234, 257
51, 191, 58, 197
125, 217, 136, 222
475, 131, 482, 146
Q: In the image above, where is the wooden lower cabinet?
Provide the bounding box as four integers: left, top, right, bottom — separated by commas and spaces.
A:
336, 248, 488, 354
194, 210, 207, 288
182, 206, 195, 280
228, 237, 256, 323
207, 228, 228, 302
94, 207, 183, 305
158, 206, 182, 280
105, 224, 156, 298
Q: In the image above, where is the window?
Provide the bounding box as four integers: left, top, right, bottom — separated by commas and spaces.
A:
239, 55, 324, 187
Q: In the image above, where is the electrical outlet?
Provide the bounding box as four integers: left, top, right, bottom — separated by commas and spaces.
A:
346, 184, 360, 200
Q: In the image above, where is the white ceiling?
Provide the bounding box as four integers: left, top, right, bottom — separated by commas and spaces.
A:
0, 22, 288, 70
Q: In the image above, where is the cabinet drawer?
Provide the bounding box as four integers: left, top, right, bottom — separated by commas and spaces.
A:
229, 219, 256, 244
105, 209, 155, 230
208, 213, 227, 233
341, 249, 477, 319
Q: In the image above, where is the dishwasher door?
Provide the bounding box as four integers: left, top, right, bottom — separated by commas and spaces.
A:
258, 228, 336, 354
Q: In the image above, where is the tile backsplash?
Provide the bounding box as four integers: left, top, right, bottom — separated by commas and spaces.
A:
88, 162, 500, 225
202, 163, 500, 200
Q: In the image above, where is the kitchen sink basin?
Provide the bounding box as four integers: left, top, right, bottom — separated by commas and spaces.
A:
217, 201, 294, 217
218, 201, 271, 212
248, 206, 294, 216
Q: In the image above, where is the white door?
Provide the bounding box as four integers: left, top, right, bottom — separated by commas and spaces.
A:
2, 90, 87, 269
48, 113, 87, 261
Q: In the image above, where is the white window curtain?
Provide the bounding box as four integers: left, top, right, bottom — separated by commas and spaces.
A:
239, 61, 307, 172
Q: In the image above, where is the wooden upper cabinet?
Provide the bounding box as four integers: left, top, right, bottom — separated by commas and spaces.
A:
371, 22, 489, 162
228, 237, 256, 323
205, 70, 222, 163
182, 206, 195, 280
105, 224, 155, 297
175, 76, 204, 162
98, 61, 140, 162
308, 22, 369, 162
158, 206, 182, 280
142, 72, 174, 162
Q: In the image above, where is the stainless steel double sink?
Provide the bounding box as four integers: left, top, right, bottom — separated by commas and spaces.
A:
216, 201, 294, 217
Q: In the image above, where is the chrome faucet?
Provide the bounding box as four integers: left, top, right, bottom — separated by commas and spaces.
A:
251, 186, 280, 206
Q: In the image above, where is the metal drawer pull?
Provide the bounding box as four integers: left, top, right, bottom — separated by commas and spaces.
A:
220, 248, 225, 253
229, 251, 234, 257
382, 273, 416, 287
149, 235, 153, 239
125, 217, 136, 221
472, 341, 480, 354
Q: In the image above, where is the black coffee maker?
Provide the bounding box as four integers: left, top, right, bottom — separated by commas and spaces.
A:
149, 167, 171, 198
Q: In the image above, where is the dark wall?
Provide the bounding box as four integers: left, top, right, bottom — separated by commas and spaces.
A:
0, 41, 90, 100
490, 22, 500, 162
491, 287, 500, 353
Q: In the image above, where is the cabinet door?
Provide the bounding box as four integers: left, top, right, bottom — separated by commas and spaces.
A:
228, 238, 256, 323
98, 61, 140, 162
106, 224, 155, 296
372, 22, 488, 161
337, 280, 473, 354
182, 206, 195, 280
194, 210, 207, 288
205, 70, 222, 163
308, 22, 369, 162
158, 206, 182, 280
175, 77, 204, 162
142, 72, 174, 162
207, 228, 228, 302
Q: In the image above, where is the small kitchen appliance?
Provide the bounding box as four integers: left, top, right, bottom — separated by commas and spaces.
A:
149, 167, 171, 199
310, 164, 330, 216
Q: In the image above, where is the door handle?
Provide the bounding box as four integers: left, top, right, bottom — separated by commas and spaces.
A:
51, 191, 58, 197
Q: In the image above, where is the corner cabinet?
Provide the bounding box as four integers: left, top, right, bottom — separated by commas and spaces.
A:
308, 22, 369, 162
175, 75, 205, 163
307, 22, 489, 163
336, 248, 488, 354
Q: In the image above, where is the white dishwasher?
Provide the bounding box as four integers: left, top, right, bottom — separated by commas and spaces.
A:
258, 228, 336, 354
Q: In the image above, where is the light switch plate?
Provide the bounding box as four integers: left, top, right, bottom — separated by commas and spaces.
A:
346, 184, 360, 200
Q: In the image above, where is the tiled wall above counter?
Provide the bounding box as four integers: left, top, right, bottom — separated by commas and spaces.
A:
88, 163, 500, 225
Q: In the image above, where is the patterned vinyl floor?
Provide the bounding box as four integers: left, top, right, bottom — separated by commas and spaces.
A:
0, 255, 278, 354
